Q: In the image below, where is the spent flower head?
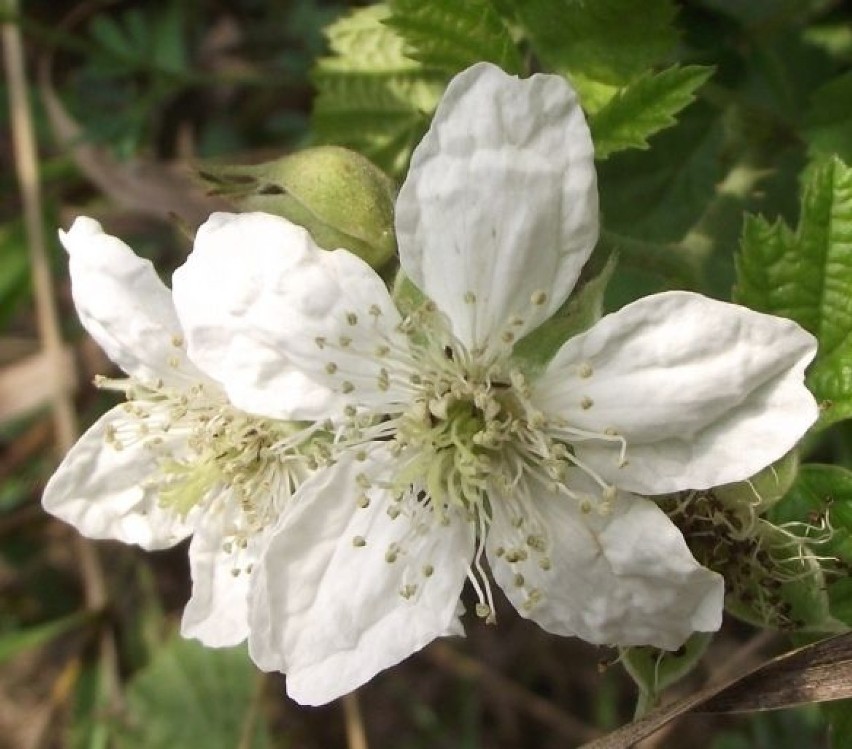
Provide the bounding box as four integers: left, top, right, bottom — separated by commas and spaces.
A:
164, 63, 819, 704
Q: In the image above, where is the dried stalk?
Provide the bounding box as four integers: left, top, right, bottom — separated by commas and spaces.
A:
2, 2, 120, 742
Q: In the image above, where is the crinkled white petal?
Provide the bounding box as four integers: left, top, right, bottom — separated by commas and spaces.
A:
486, 473, 723, 649
42, 406, 192, 550
60, 216, 202, 386
396, 62, 598, 351
172, 212, 411, 420
248, 448, 473, 706
534, 291, 819, 494
181, 503, 271, 648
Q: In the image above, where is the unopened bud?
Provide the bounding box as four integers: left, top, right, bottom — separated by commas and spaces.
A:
198, 146, 396, 269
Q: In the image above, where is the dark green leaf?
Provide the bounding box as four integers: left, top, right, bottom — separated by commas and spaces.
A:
509, 0, 678, 86
823, 699, 852, 749
805, 72, 852, 165
115, 637, 269, 749
388, 0, 523, 75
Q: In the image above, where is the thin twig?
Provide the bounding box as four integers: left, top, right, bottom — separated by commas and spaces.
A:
2, 1, 121, 739
342, 691, 369, 749
425, 641, 601, 743
1, 1, 75, 449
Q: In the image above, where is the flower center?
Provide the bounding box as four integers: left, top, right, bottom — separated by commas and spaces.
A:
96, 374, 327, 565
324, 300, 626, 621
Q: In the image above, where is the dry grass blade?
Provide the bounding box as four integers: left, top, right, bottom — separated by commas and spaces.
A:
2, 3, 76, 450
2, 5, 121, 746
342, 691, 370, 749
0, 346, 75, 425
580, 633, 852, 749
700, 632, 852, 713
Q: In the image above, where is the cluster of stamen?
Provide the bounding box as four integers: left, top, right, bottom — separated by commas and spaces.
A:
95, 339, 328, 576
314, 291, 628, 622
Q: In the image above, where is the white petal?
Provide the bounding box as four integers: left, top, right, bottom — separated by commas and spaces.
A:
172, 212, 411, 420
534, 291, 818, 494
247, 448, 473, 705
60, 217, 201, 386
396, 62, 598, 350
486, 474, 723, 649
181, 505, 269, 647
42, 406, 192, 550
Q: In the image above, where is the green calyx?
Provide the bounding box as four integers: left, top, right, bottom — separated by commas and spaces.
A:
714, 450, 800, 520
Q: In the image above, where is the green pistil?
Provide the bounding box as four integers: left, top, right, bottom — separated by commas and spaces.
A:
159, 458, 222, 517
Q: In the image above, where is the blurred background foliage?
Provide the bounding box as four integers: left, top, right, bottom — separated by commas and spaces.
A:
2, 0, 852, 747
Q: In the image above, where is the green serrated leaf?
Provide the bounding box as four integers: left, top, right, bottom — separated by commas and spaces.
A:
312, 5, 445, 177
512, 254, 616, 371
509, 0, 678, 86
115, 637, 269, 749
590, 65, 713, 159
734, 157, 852, 429
387, 0, 523, 75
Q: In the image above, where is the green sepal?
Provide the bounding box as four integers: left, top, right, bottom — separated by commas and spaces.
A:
713, 450, 800, 519
725, 521, 842, 634
115, 636, 269, 749
621, 632, 713, 715
512, 254, 616, 372
198, 146, 397, 270
391, 270, 427, 318
773, 463, 852, 565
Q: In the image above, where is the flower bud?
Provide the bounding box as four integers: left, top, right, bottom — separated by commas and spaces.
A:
199, 146, 396, 269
